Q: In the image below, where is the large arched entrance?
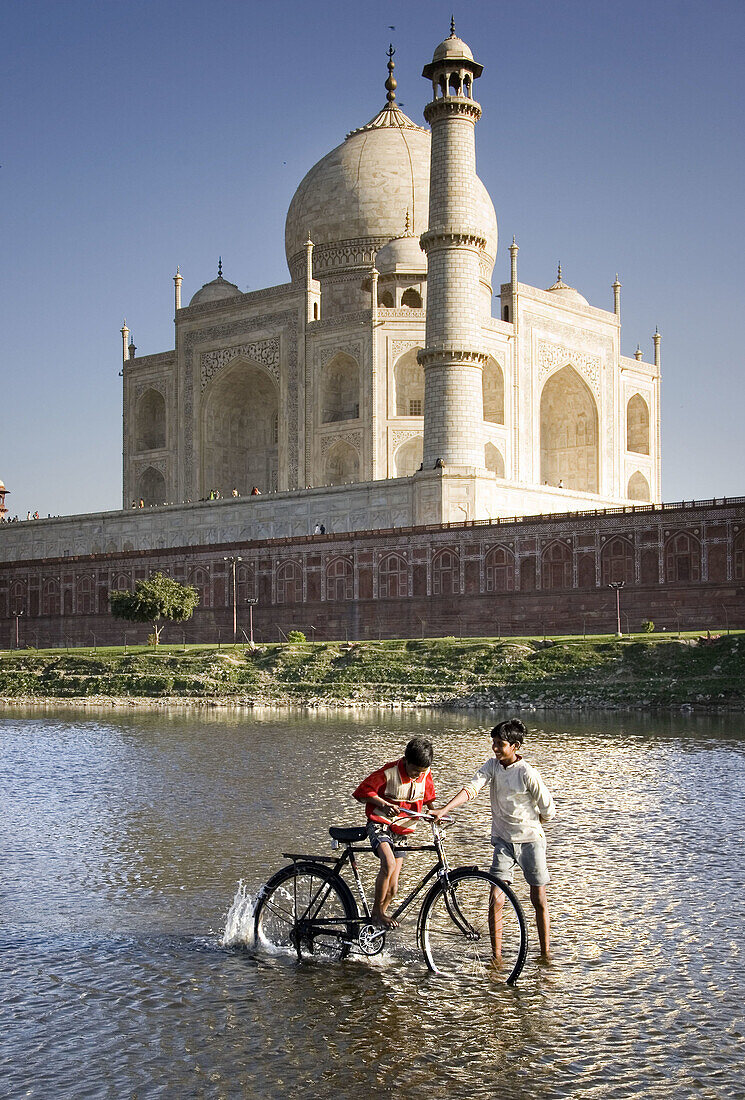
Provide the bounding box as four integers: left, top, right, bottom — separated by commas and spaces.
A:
540, 366, 598, 492
201, 361, 278, 496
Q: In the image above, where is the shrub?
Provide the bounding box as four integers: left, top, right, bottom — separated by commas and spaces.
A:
287, 630, 307, 643
641, 620, 655, 634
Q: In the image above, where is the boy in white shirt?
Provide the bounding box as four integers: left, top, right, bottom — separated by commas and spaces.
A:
432, 719, 555, 961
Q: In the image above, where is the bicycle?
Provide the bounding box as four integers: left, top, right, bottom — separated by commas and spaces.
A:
253, 809, 529, 984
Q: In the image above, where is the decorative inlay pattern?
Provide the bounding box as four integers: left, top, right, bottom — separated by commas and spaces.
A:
390, 429, 422, 449
134, 381, 166, 400
537, 341, 602, 396
320, 431, 362, 457
391, 340, 421, 361
319, 342, 362, 368
200, 338, 281, 391
378, 308, 427, 320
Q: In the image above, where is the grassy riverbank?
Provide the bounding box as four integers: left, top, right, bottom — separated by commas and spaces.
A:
0, 633, 743, 710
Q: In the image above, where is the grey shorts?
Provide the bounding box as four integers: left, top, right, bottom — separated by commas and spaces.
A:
366, 821, 409, 858
490, 836, 550, 887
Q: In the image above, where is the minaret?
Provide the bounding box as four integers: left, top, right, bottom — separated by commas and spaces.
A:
419, 22, 488, 469
174, 266, 182, 312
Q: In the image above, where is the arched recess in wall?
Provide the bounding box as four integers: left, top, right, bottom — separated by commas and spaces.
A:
541, 540, 572, 590
540, 366, 599, 493
394, 347, 424, 417
664, 532, 701, 582
136, 389, 166, 451
484, 545, 514, 592
627, 471, 651, 501
395, 436, 423, 478
276, 560, 302, 604
378, 554, 408, 599
324, 440, 360, 486
201, 360, 278, 497
326, 556, 353, 601
378, 289, 395, 308
482, 358, 504, 424
138, 466, 166, 507
627, 394, 650, 455
484, 443, 505, 477
601, 536, 634, 585
321, 353, 360, 423
401, 288, 422, 308
432, 548, 459, 596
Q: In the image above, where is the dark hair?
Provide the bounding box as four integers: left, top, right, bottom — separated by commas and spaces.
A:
404, 736, 434, 768
491, 719, 527, 747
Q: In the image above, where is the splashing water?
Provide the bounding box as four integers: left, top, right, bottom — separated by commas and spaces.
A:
221, 880, 257, 947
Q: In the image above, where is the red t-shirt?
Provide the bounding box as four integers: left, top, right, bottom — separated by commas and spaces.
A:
353, 758, 436, 835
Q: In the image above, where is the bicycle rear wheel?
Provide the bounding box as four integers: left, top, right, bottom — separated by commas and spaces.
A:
420, 868, 528, 984
254, 862, 357, 961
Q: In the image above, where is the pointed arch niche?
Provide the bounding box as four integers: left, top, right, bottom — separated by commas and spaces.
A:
627, 471, 651, 501
201, 360, 278, 496
484, 443, 505, 477
394, 347, 424, 417
482, 357, 504, 424
321, 352, 360, 423
627, 394, 650, 454
136, 389, 166, 451
540, 365, 598, 493
324, 440, 360, 486
395, 436, 423, 477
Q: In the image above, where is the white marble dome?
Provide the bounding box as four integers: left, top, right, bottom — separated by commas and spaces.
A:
376, 233, 426, 275
285, 102, 497, 280
189, 273, 242, 307
545, 270, 589, 307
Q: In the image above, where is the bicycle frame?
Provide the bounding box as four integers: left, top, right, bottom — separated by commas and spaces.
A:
281, 818, 458, 931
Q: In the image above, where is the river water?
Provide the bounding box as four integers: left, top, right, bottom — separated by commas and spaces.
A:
1, 706, 743, 1099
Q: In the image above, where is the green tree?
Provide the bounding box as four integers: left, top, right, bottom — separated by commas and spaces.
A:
110, 572, 199, 645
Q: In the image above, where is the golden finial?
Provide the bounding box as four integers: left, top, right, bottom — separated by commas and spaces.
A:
450, 15, 456, 36
218, 256, 223, 278
385, 44, 397, 105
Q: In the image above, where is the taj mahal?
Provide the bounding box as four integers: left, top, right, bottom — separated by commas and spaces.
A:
10, 24, 732, 648
120, 24, 660, 538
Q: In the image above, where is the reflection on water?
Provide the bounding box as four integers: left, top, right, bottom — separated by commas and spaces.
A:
1, 706, 744, 1098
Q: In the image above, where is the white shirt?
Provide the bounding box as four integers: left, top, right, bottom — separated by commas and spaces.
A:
463, 756, 556, 844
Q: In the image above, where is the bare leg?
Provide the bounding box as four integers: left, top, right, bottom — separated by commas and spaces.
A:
488, 884, 505, 961
530, 884, 551, 959
372, 844, 400, 928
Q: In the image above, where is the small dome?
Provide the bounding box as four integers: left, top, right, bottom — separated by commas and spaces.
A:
546, 268, 589, 307
189, 274, 242, 307
376, 233, 426, 275
433, 34, 474, 63
0, 480, 5, 490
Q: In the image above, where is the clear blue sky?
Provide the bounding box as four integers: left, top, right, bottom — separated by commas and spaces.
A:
2, 0, 743, 518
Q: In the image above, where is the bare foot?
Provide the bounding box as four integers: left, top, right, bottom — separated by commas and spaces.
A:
372, 912, 398, 929
537, 951, 553, 966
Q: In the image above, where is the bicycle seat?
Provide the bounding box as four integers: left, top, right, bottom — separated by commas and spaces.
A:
329, 825, 368, 843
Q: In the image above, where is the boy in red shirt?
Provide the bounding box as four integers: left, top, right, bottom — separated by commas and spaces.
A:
353, 737, 436, 928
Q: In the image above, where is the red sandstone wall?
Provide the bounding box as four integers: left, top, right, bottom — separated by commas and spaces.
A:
2, 502, 744, 647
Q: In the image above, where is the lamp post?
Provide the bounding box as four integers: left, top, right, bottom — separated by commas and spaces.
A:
14, 609, 24, 649
224, 556, 243, 643
720, 603, 730, 636
608, 581, 624, 637
245, 597, 257, 647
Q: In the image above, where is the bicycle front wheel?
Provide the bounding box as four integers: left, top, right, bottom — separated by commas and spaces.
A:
420, 868, 528, 984
254, 862, 357, 962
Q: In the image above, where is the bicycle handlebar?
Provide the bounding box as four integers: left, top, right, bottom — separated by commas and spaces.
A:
396, 807, 454, 824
